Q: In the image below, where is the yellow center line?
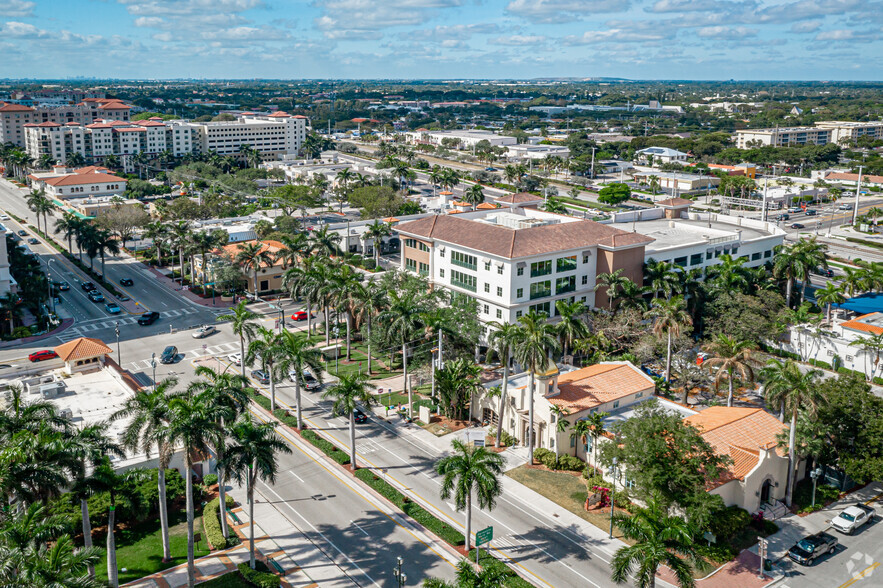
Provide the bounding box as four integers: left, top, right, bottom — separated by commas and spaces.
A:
838, 562, 880, 588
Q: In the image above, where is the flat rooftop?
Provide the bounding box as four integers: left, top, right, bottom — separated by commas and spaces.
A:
630, 218, 774, 255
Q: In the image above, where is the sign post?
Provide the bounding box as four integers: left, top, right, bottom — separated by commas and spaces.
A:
758, 538, 768, 579
475, 526, 493, 565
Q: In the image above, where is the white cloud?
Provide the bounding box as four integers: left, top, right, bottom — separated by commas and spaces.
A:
118, 0, 264, 17
755, 0, 863, 23
314, 0, 462, 39
134, 16, 164, 27
202, 26, 289, 41
490, 34, 547, 46
506, 0, 627, 23
791, 20, 821, 33
0, 21, 45, 38
409, 23, 500, 41
648, 0, 755, 13
696, 26, 757, 39
815, 28, 880, 41
0, 0, 35, 17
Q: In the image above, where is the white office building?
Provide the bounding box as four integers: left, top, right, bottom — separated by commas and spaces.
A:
170, 112, 308, 159
405, 129, 517, 149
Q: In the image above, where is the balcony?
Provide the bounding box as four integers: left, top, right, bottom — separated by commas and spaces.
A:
451, 258, 477, 271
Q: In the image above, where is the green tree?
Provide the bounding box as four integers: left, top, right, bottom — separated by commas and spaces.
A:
323, 373, 376, 468
218, 300, 260, 378
463, 183, 485, 210
598, 182, 631, 206
276, 328, 324, 430
246, 326, 283, 411
486, 322, 520, 448
554, 299, 589, 360
436, 439, 505, 552
234, 241, 271, 300
364, 220, 392, 267
378, 286, 428, 419
814, 282, 845, 324
435, 358, 482, 421
701, 335, 757, 407
646, 296, 692, 382
848, 332, 883, 381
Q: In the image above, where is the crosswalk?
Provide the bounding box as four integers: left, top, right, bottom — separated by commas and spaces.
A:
124, 340, 242, 371
57, 307, 202, 343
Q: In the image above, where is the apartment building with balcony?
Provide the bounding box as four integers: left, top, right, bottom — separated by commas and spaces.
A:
0, 99, 131, 147
169, 111, 308, 158
734, 121, 883, 148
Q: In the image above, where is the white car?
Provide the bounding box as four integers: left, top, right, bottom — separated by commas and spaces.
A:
0, 214, 8, 221
227, 352, 242, 365
832, 504, 875, 535
192, 324, 218, 339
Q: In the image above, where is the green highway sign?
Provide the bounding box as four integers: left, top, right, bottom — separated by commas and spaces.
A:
475, 526, 493, 546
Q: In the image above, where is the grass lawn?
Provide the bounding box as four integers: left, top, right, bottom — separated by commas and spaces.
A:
325, 347, 400, 380
506, 465, 627, 540
96, 507, 211, 585
197, 572, 252, 587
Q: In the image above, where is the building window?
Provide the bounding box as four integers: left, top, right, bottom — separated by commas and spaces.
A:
674, 256, 688, 267
484, 283, 490, 293
418, 262, 429, 276
516, 288, 523, 298
732, 247, 739, 255
440, 249, 445, 258
764, 250, 772, 258
517, 266, 524, 276
530, 260, 552, 277
690, 253, 703, 266
581, 275, 588, 286
529, 301, 551, 315
530, 280, 552, 300
497, 286, 503, 297
583, 254, 589, 263
451, 251, 476, 270
497, 265, 503, 275
440, 269, 444, 278
612, 400, 620, 409
556, 275, 576, 295
451, 270, 477, 292
751, 252, 761, 261
706, 251, 713, 260
516, 310, 523, 318
484, 261, 491, 271
405, 258, 417, 272
557, 255, 577, 272
483, 304, 489, 314
496, 309, 502, 319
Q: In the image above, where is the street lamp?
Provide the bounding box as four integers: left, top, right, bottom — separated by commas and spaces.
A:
46, 259, 55, 317
150, 353, 157, 390
810, 466, 824, 507
114, 322, 121, 366
609, 457, 618, 539
393, 555, 406, 588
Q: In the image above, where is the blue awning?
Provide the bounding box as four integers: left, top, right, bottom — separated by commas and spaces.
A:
833, 293, 883, 315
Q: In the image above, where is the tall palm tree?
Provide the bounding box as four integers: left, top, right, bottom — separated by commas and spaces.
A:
760, 359, 824, 507
6, 533, 103, 588
550, 405, 570, 458
112, 377, 180, 562
707, 254, 749, 295
701, 335, 757, 407
276, 328, 324, 430
354, 280, 387, 376
164, 391, 232, 588
646, 296, 692, 382
512, 311, 560, 464
364, 220, 392, 267
554, 299, 589, 360
611, 499, 699, 588
222, 415, 291, 570
323, 373, 376, 469
329, 263, 363, 360
378, 288, 427, 419
247, 326, 284, 411
585, 411, 608, 466
773, 243, 804, 308
87, 228, 120, 278
486, 321, 520, 449
815, 282, 846, 324
168, 220, 192, 285
309, 225, 341, 258
336, 167, 354, 195
188, 367, 250, 540
423, 559, 509, 588
54, 212, 81, 255
143, 221, 170, 266
644, 259, 680, 300
570, 418, 592, 460
463, 183, 485, 210
235, 241, 271, 300
219, 300, 260, 377
283, 260, 319, 337
191, 230, 217, 290
794, 238, 828, 302
436, 439, 504, 553
849, 332, 883, 381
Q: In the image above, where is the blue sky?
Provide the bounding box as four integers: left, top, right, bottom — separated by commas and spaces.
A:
1, 0, 881, 80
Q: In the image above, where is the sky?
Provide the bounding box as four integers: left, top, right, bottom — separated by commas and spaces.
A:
0, 0, 881, 81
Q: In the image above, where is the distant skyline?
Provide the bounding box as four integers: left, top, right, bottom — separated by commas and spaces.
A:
1, 0, 882, 81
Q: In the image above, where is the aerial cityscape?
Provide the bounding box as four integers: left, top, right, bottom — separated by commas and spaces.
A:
2, 2, 883, 588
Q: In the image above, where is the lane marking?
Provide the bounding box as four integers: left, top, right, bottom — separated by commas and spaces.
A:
289, 470, 305, 483
839, 562, 880, 588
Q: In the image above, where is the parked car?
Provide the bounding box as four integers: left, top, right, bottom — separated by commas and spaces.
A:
251, 370, 270, 384
227, 352, 242, 365
832, 504, 876, 535
137, 311, 160, 325
119, 278, 134, 286
159, 345, 178, 364
817, 268, 835, 277
28, 350, 58, 362
787, 532, 838, 565
0, 214, 9, 220
790, 223, 805, 229
87, 290, 105, 303
17, 230, 27, 236
55, 281, 70, 291
192, 324, 218, 339
104, 302, 121, 314
81, 282, 96, 292
353, 408, 368, 423
290, 311, 313, 321
27, 238, 38, 245
805, 209, 817, 216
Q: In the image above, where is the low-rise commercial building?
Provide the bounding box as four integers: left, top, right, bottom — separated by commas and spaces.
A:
405, 129, 517, 149
632, 171, 721, 192
27, 166, 127, 200
506, 144, 570, 161
635, 147, 689, 165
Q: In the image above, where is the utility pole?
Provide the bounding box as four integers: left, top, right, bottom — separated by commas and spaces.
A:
590, 146, 596, 181
762, 175, 769, 222
853, 165, 864, 226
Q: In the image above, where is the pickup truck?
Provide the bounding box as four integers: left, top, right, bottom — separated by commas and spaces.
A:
831, 503, 876, 535
788, 532, 838, 565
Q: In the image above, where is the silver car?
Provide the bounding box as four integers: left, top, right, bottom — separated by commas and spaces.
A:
192, 324, 218, 339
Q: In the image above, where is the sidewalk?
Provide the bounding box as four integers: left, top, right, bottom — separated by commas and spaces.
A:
144, 266, 236, 310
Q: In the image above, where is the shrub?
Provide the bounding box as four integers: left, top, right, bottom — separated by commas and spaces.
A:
203, 474, 218, 487
706, 506, 751, 542
204, 495, 235, 550
808, 359, 833, 370
533, 448, 555, 468
837, 366, 867, 379
466, 550, 533, 588
363, 259, 376, 271
237, 562, 280, 588
301, 429, 350, 466
695, 542, 737, 564
556, 455, 585, 472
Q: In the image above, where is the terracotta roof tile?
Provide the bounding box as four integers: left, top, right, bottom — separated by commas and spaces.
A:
546, 362, 655, 414
476, 202, 498, 210
54, 337, 112, 361
219, 239, 285, 267
656, 198, 693, 207
840, 313, 883, 336
42, 172, 127, 187
496, 192, 543, 204
826, 172, 883, 185
0, 102, 35, 112
73, 166, 111, 174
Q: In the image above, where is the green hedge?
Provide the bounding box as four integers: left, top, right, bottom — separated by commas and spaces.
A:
468, 549, 533, 588
237, 562, 280, 588
204, 495, 235, 550
808, 359, 833, 370
354, 469, 464, 546
846, 236, 883, 250
533, 448, 585, 472
301, 429, 350, 466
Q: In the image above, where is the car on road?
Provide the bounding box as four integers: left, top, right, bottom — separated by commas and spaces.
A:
104, 302, 121, 314
137, 311, 160, 325
832, 504, 876, 535
290, 311, 313, 321
28, 350, 58, 362
251, 369, 270, 384
119, 278, 134, 287
17, 230, 27, 236
55, 281, 70, 291
817, 268, 834, 277
485, 167, 497, 172
87, 290, 105, 303
839, 204, 853, 210
192, 325, 218, 339
27, 238, 38, 245
289, 369, 321, 390
227, 352, 242, 365
777, 213, 790, 221
81, 282, 96, 292
787, 532, 838, 565
790, 223, 805, 229
788, 207, 802, 213
0, 214, 8, 220
805, 209, 817, 216
353, 408, 368, 423
159, 345, 178, 364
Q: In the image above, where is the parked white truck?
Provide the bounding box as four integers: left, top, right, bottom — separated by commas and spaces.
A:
831, 504, 876, 535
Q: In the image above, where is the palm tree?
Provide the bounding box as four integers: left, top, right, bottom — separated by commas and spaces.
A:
378, 288, 427, 419
283, 260, 320, 337
336, 167, 354, 196
26, 188, 55, 236
169, 220, 192, 285
276, 328, 324, 430
364, 220, 391, 267
815, 282, 846, 324
354, 280, 387, 376
463, 183, 485, 210
849, 332, 883, 381
329, 263, 363, 360
323, 373, 376, 469
435, 439, 505, 553
707, 254, 750, 294
512, 311, 560, 464
423, 559, 509, 588
143, 221, 170, 266
569, 418, 592, 460
191, 230, 217, 290
54, 212, 84, 256
219, 300, 261, 377
795, 238, 828, 303
8, 533, 103, 588
595, 269, 640, 312
646, 296, 692, 382
222, 415, 291, 570
585, 411, 608, 466
701, 335, 757, 407
164, 391, 232, 588
309, 225, 341, 258
87, 228, 120, 278
773, 243, 804, 308
112, 377, 180, 563
486, 322, 520, 449
550, 405, 570, 458
610, 499, 699, 588
644, 259, 680, 300
760, 359, 824, 507
246, 326, 283, 411
554, 299, 589, 361
235, 241, 271, 300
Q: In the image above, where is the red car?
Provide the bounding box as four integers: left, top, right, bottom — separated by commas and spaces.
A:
28, 350, 58, 362
290, 311, 313, 321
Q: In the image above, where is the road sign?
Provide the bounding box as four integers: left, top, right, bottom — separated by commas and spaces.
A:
475, 526, 493, 546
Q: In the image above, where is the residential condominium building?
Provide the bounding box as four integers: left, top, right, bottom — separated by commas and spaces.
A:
0, 99, 131, 147
734, 121, 883, 148
168, 111, 308, 158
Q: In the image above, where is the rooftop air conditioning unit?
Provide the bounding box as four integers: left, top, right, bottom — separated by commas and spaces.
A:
39, 381, 66, 399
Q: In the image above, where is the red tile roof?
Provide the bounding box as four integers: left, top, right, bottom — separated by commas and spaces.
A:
54, 337, 112, 361
839, 313, 883, 336
547, 362, 655, 414
73, 166, 111, 175
496, 192, 543, 204
826, 172, 883, 185
42, 172, 127, 187
98, 101, 130, 110
0, 102, 35, 112
656, 198, 693, 207
36, 122, 62, 128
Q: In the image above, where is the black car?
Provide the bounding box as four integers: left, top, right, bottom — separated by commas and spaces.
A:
818, 268, 835, 277
137, 311, 160, 325
353, 408, 368, 424
27, 238, 38, 245
790, 223, 805, 229
17, 230, 27, 236
778, 213, 790, 221
159, 346, 178, 364
87, 290, 105, 303
119, 278, 134, 286
251, 370, 270, 385
787, 532, 838, 565
81, 282, 96, 292
55, 281, 70, 291
805, 209, 817, 216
